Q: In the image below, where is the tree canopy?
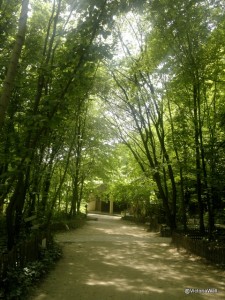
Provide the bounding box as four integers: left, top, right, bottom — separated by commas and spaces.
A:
1, 0, 225, 249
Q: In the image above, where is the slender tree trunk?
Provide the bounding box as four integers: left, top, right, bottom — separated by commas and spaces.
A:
40, 172, 52, 215
0, 0, 29, 128
6, 172, 27, 250
202, 81, 217, 235
70, 166, 80, 217
193, 83, 205, 233
45, 128, 77, 227
167, 95, 187, 230
112, 73, 176, 230
78, 177, 85, 214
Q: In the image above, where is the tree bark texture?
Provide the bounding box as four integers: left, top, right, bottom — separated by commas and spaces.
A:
0, 0, 29, 129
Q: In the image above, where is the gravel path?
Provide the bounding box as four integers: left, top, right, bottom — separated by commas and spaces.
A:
29, 214, 225, 300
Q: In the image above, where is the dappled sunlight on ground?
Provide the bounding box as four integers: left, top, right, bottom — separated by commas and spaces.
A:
30, 214, 225, 300
86, 277, 164, 294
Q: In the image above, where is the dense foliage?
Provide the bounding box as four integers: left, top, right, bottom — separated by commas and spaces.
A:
0, 0, 225, 252
100, 0, 225, 233
1, 241, 62, 300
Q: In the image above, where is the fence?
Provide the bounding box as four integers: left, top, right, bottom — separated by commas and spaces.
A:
172, 233, 225, 266
0, 231, 52, 281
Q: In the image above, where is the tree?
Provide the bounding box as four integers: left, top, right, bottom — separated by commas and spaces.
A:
1, 0, 129, 249
1, 0, 225, 251
0, 0, 29, 128
96, 0, 225, 234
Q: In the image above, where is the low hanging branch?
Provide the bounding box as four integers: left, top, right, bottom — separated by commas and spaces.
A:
0, 0, 29, 129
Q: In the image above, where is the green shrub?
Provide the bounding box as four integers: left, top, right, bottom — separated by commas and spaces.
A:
1, 241, 62, 300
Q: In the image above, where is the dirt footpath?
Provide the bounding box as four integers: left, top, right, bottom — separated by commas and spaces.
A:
29, 214, 225, 300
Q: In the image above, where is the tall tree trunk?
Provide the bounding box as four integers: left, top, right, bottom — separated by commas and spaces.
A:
77, 177, 85, 214
45, 128, 77, 227
40, 172, 52, 216
0, 0, 29, 128
112, 72, 176, 231
193, 83, 205, 233
201, 81, 217, 235
6, 172, 27, 250
167, 95, 187, 230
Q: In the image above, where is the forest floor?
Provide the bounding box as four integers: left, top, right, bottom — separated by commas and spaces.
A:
29, 213, 225, 300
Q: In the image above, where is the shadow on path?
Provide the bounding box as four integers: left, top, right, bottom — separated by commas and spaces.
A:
29, 214, 225, 300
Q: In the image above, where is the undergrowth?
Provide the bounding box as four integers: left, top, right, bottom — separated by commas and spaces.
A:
0, 241, 62, 300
